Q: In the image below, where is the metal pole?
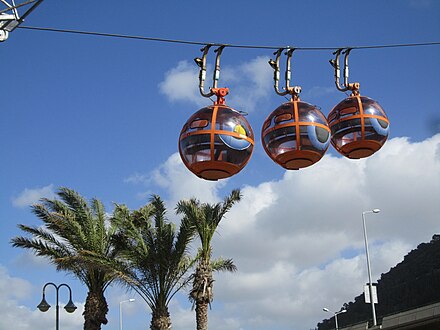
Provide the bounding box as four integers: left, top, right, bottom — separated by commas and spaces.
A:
119, 301, 123, 330
119, 299, 134, 330
363, 211, 377, 327
55, 286, 59, 330
323, 308, 346, 330
41, 282, 60, 330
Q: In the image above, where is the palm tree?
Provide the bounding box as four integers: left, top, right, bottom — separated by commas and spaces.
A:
10, 187, 119, 330
91, 195, 195, 330
175, 189, 241, 330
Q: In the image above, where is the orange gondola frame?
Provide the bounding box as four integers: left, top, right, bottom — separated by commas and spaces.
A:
262, 49, 331, 170
178, 45, 254, 181
327, 48, 390, 159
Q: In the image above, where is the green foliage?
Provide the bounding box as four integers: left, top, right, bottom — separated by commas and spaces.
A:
10, 187, 119, 329
176, 189, 241, 330
11, 187, 118, 290
88, 195, 196, 312
176, 189, 241, 266
210, 257, 237, 273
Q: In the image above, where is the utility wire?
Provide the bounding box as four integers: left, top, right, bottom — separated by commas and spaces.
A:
18, 25, 440, 51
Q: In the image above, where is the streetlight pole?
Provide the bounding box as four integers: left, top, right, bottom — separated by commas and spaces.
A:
362, 209, 380, 327
119, 298, 135, 330
323, 307, 347, 330
37, 282, 77, 330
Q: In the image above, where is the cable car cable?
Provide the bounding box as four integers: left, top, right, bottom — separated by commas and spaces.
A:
17, 25, 440, 51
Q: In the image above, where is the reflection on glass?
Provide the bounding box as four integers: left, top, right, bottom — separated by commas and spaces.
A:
327, 96, 389, 158
261, 101, 331, 169
179, 105, 254, 180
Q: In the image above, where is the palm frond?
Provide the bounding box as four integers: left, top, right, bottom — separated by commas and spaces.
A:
11, 236, 70, 259
90, 197, 106, 253
217, 188, 241, 226
58, 187, 91, 217
176, 190, 241, 268
210, 257, 237, 273
12, 188, 120, 292
11, 225, 72, 256
108, 196, 196, 312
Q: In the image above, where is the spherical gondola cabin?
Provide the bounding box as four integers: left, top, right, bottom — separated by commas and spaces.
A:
179, 105, 254, 180
262, 100, 331, 170
327, 95, 390, 159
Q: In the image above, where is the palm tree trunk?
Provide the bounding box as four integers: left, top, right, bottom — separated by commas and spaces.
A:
83, 290, 108, 330
195, 301, 209, 330
150, 306, 172, 330
191, 264, 213, 330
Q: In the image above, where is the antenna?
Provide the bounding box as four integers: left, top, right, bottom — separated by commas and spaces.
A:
0, 0, 45, 41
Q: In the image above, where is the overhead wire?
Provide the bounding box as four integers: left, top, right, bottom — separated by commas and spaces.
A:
17, 25, 440, 51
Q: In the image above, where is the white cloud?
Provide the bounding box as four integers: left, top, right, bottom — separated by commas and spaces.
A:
206, 239, 414, 330
0, 266, 33, 300
125, 152, 226, 208
222, 56, 273, 113
8, 135, 435, 329
158, 56, 273, 113
136, 134, 440, 329
168, 298, 196, 329
158, 60, 206, 107
0, 265, 84, 330
12, 251, 52, 270
124, 172, 151, 184
12, 184, 56, 208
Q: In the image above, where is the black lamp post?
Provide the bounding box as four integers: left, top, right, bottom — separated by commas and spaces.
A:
37, 282, 77, 330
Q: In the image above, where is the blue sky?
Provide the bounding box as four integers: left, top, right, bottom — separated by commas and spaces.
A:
1, 1, 440, 329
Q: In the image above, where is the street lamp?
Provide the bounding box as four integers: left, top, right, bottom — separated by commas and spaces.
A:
119, 298, 135, 330
362, 209, 380, 327
37, 282, 77, 330
323, 307, 347, 330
